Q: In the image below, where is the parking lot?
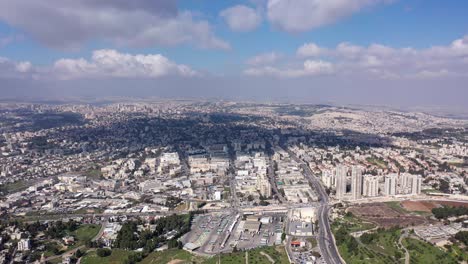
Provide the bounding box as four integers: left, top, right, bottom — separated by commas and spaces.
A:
182, 212, 286, 255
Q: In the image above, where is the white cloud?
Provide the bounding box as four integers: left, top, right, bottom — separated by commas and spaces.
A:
15, 61, 32, 73
267, 0, 392, 33
52, 50, 197, 80
297, 43, 326, 57
220, 5, 262, 32
410, 69, 453, 79
248, 35, 468, 79
304, 60, 334, 74
0, 57, 34, 78
245, 60, 334, 78
336, 42, 365, 58
334, 37, 468, 77
247, 52, 282, 65
0, 0, 229, 50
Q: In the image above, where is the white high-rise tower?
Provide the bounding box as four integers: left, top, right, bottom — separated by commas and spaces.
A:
411, 175, 422, 195
363, 176, 379, 197
351, 166, 363, 200
384, 174, 397, 196
335, 165, 347, 199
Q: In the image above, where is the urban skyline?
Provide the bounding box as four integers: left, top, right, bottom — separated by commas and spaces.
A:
0, 1, 468, 264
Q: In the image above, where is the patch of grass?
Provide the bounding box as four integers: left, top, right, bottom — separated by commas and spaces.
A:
81, 246, 288, 264
307, 237, 318, 248
204, 246, 289, 264
365, 229, 401, 257
81, 249, 132, 264
412, 211, 432, 216
422, 189, 442, 194
175, 202, 189, 211
0, 180, 28, 195
337, 242, 392, 264
140, 249, 205, 264
42, 241, 63, 257
403, 237, 459, 264
385, 201, 408, 214
73, 208, 104, 214
447, 243, 468, 262
333, 214, 375, 233
48, 258, 62, 264
84, 169, 103, 180
72, 224, 100, 242
333, 216, 404, 264
366, 157, 388, 169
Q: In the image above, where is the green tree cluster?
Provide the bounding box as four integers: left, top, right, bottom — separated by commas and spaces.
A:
432, 206, 468, 219
455, 231, 468, 245
114, 214, 192, 258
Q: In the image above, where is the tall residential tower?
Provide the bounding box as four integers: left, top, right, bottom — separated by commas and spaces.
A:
335, 165, 347, 199
351, 166, 363, 200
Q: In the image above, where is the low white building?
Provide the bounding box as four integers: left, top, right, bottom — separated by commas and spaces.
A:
17, 239, 31, 251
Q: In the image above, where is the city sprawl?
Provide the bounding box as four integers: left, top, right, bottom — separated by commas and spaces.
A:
0, 100, 467, 264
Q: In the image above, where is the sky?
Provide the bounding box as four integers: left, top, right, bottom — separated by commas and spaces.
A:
0, 0, 467, 110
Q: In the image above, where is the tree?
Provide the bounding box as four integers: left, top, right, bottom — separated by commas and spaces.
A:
347, 237, 358, 253
86, 239, 98, 248
455, 231, 468, 245
432, 206, 468, 219
360, 233, 377, 244
75, 249, 84, 258
439, 179, 451, 193
168, 239, 181, 249
96, 248, 112, 257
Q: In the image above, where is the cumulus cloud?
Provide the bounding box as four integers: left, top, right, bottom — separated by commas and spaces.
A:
220, 5, 262, 32
0, 0, 229, 50
297, 43, 327, 57
245, 60, 334, 78
52, 50, 197, 80
267, 0, 393, 32
247, 52, 282, 65
248, 35, 468, 79
332, 36, 468, 78
0, 57, 35, 78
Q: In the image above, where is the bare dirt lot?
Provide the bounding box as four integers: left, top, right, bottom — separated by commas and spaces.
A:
401, 200, 468, 212
401, 201, 436, 212
348, 203, 426, 228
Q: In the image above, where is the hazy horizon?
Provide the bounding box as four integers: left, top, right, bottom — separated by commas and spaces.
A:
1, 0, 468, 111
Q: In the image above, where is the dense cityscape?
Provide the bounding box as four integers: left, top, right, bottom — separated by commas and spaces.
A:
1, 0, 468, 263
0, 100, 466, 264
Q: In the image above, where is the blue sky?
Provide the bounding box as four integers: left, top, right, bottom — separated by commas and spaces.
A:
1, 0, 467, 69
0, 0, 467, 109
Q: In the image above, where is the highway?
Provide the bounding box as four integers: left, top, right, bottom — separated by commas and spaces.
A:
287, 149, 343, 264
228, 161, 240, 211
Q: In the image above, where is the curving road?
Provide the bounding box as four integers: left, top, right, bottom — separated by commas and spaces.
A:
287, 149, 343, 264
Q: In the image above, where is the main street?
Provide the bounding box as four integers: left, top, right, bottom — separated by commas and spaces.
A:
267, 156, 287, 204
287, 148, 343, 264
